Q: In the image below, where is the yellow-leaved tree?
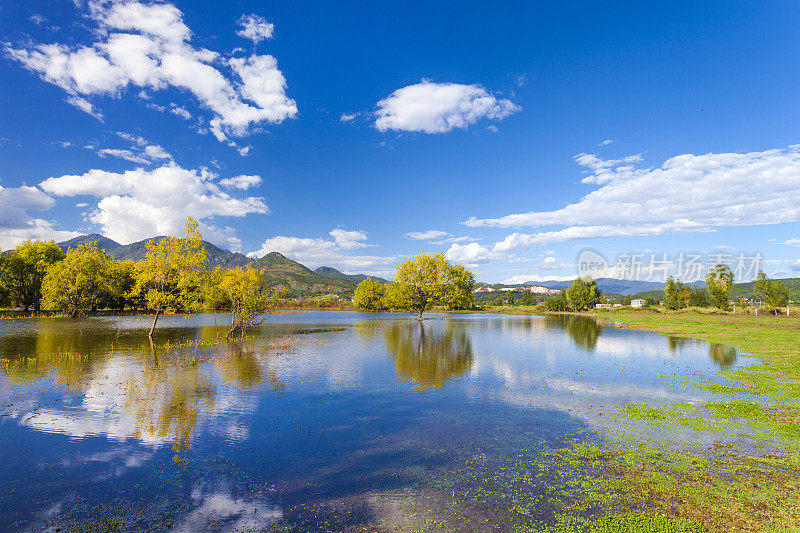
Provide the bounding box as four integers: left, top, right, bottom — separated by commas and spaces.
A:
389, 253, 475, 320
1, 240, 65, 311
133, 217, 207, 337
218, 265, 284, 339
41, 242, 114, 317
352, 277, 386, 311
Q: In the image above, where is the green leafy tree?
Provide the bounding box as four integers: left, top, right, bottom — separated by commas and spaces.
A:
705, 264, 734, 310
352, 277, 386, 310
200, 266, 229, 311
41, 242, 113, 316
520, 290, 534, 306
542, 292, 568, 312
564, 278, 602, 311
664, 277, 685, 310
106, 260, 137, 310
218, 266, 284, 339
622, 295, 632, 306
506, 292, 516, 306
754, 272, 789, 312
1, 240, 64, 311
132, 217, 207, 337
392, 253, 475, 319
688, 287, 710, 307
383, 281, 414, 310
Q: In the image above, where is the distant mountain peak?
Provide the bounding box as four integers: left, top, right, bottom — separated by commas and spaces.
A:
315, 265, 387, 284
58, 234, 121, 252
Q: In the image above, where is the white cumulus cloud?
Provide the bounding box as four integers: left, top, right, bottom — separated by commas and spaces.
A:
5, 0, 297, 143
92, 131, 172, 165
329, 229, 370, 249
218, 174, 262, 190
374, 81, 520, 134
444, 242, 498, 265
39, 163, 268, 251
248, 230, 394, 274
502, 273, 576, 284
236, 14, 275, 44
0, 185, 80, 249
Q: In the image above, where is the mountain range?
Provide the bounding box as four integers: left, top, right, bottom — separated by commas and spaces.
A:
57, 234, 386, 297
522, 278, 705, 295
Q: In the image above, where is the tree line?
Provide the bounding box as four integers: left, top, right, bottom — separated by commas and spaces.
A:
0, 218, 283, 338
663, 264, 789, 312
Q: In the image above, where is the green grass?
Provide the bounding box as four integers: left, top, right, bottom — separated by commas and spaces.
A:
590, 514, 705, 532
293, 327, 347, 334
592, 309, 800, 362
622, 403, 723, 432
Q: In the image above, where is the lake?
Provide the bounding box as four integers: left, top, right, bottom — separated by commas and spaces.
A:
0, 312, 747, 531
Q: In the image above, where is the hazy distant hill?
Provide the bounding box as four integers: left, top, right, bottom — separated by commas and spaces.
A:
314, 266, 387, 284
523, 278, 694, 295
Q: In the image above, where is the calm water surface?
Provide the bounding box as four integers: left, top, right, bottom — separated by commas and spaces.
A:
0, 312, 746, 531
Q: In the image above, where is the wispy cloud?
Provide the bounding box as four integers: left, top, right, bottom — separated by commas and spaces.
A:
467, 146, 800, 249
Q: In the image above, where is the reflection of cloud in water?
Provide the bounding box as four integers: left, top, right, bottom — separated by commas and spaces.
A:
55, 447, 156, 482
173, 486, 281, 533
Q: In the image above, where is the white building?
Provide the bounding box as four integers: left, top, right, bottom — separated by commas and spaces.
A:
630, 299, 646, 308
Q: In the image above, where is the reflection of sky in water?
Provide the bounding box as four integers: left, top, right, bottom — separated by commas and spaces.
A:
0, 312, 749, 531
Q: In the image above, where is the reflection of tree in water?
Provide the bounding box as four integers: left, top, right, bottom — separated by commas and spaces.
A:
126, 355, 215, 462
708, 343, 737, 369
545, 316, 603, 351
384, 322, 473, 389
0, 318, 297, 461
667, 336, 689, 353
0, 319, 203, 385
217, 343, 285, 392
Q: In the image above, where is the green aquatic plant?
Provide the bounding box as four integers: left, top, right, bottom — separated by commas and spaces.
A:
622, 403, 723, 432
589, 514, 704, 532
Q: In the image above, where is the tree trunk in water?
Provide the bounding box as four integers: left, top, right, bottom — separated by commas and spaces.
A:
149, 307, 161, 337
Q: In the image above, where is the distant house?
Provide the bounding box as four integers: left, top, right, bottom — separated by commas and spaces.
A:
524, 285, 561, 295
630, 299, 646, 308
473, 287, 496, 293
474, 284, 561, 294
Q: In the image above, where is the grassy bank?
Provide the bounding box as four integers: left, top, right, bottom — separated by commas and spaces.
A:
592, 308, 800, 362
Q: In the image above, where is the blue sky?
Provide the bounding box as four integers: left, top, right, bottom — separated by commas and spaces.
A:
2, 0, 800, 283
